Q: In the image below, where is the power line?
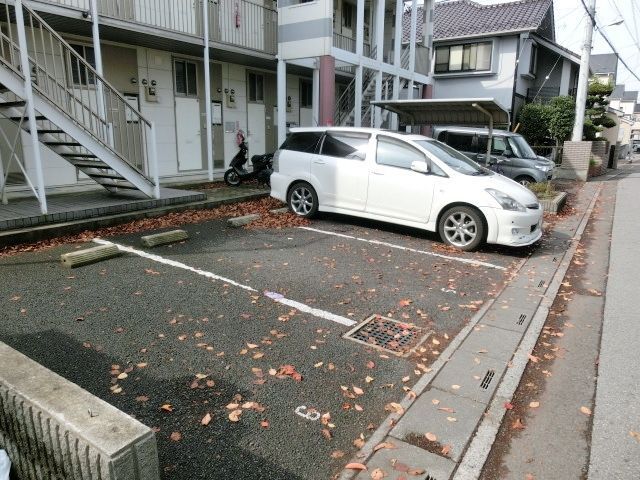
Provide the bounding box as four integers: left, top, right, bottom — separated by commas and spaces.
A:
579, 0, 640, 84
606, 0, 640, 52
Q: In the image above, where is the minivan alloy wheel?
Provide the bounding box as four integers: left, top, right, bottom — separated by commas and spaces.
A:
288, 182, 318, 218
438, 206, 485, 251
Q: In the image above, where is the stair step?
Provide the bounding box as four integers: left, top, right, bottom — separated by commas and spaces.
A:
0, 101, 26, 109
70, 161, 110, 169
44, 141, 81, 146
10, 115, 46, 121
36, 129, 65, 134
96, 181, 138, 190
60, 153, 97, 158
87, 173, 125, 180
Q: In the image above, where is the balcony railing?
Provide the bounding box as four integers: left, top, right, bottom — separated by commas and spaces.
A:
332, 32, 371, 58
34, 0, 278, 55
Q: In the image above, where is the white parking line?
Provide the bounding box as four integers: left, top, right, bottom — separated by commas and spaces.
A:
298, 226, 507, 271
93, 238, 357, 327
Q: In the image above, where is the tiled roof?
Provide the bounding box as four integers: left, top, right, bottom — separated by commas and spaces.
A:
402, 0, 553, 43
590, 53, 618, 74
611, 84, 625, 99
432, 0, 552, 40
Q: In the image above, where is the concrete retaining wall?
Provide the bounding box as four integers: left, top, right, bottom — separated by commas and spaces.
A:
0, 342, 160, 480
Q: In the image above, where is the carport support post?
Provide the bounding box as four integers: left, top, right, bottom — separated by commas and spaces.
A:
391, 0, 403, 130
405, 0, 418, 133
373, 0, 385, 127
473, 103, 493, 162
277, 58, 287, 145
318, 56, 335, 126
203, 0, 214, 180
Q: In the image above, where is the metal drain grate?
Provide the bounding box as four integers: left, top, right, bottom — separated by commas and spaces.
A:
425, 476, 437, 480
538, 280, 545, 288
343, 314, 430, 356
480, 369, 495, 390
517, 313, 527, 325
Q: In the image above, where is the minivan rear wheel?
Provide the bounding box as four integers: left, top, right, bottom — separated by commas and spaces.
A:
288, 182, 318, 218
438, 206, 485, 251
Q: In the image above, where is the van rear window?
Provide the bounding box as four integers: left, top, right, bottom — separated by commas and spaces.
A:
280, 132, 323, 153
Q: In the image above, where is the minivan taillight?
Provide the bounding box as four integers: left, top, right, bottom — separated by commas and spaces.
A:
273, 150, 280, 172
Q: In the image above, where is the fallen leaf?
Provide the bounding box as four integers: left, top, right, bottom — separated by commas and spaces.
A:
398, 299, 413, 307
504, 402, 514, 410
438, 407, 455, 413
160, 404, 174, 412
260, 420, 270, 429
201, 413, 212, 426
425, 432, 437, 442
321, 428, 333, 440
528, 354, 540, 363
253, 352, 265, 359
446, 417, 457, 422
432, 399, 440, 405
402, 376, 410, 383
451, 384, 461, 390
373, 441, 397, 452
354, 404, 364, 412
512, 418, 526, 430
629, 431, 640, 442
345, 463, 367, 471
135, 395, 149, 402
432, 338, 440, 345
136, 362, 148, 369
169, 431, 182, 442
353, 386, 364, 395
529, 401, 540, 409
330, 450, 345, 459
370, 468, 385, 479
407, 468, 425, 476
365, 375, 374, 383
247, 343, 259, 349
314, 362, 324, 368
228, 409, 243, 422
117, 372, 128, 380
580, 406, 592, 416
441, 444, 452, 456
385, 402, 404, 415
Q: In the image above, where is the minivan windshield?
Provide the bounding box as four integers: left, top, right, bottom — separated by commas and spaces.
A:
508, 135, 538, 160
414, 140, 488, 176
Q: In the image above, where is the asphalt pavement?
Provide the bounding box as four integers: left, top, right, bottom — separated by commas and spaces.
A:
589, 162, 640, 479
0, 212, 519, 479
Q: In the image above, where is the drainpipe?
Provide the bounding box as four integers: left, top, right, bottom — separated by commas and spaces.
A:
203, 0, 214, 180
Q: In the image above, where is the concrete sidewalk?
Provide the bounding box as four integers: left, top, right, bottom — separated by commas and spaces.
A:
589, 162, 640, 479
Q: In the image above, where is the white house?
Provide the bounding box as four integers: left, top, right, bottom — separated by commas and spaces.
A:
0, 0, 432, 214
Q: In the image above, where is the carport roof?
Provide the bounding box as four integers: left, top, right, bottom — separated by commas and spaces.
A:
370, 98, 510, 126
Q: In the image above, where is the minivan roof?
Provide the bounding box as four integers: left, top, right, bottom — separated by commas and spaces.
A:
288, 126, 428, 141
433, 126, 522, 137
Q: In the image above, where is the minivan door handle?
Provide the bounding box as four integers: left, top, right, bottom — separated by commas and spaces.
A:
372, 171, 384, 176
313, 159, 326, 165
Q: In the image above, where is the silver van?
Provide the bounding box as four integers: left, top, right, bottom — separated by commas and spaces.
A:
433, 127, 554, 186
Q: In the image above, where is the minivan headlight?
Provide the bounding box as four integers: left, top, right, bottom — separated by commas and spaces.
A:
486, 188, 526, 212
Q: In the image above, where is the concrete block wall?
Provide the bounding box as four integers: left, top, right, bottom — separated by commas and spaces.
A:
0, 342, 160, 480
556, 141, 592, 181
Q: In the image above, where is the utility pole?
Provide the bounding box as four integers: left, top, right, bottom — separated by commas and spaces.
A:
572, 0, 596, 141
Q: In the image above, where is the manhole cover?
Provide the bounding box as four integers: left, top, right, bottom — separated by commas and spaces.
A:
343, 315, 431, 356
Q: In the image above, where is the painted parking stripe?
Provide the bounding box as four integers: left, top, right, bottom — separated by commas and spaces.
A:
298, 226, 507, 271
93, 239, 357, 327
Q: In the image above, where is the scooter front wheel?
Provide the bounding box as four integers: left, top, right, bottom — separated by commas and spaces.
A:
224, 169, 241, 186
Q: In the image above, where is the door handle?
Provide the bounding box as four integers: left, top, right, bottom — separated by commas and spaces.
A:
313, 160, 326, 165
372, 171, 384, 175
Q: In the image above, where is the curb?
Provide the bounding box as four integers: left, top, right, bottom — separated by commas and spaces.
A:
453, 182, 603, 480
0, 191, 268, 247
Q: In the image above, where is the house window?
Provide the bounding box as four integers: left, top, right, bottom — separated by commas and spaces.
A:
300, 80, 313, 108
343, 2, 353, 29
69, 44, 95, 86
529, 45, 538, 75
248, 72, 264, 102
434, 42, 492, 73
174, 60, 197, 96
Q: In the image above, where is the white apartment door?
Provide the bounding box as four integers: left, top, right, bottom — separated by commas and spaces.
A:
247, 103, 266, 158
174, 59, 202, 171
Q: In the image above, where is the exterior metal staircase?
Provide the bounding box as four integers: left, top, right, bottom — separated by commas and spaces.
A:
0, 0, 159, 212
334, 47, 411, 127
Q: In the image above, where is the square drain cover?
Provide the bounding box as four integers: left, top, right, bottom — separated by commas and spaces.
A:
344, 315, 431, 356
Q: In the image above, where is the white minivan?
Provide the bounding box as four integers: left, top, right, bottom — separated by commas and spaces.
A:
270, 127, 543, 251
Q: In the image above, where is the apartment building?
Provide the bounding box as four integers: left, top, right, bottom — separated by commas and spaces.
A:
0, 0, 432, 214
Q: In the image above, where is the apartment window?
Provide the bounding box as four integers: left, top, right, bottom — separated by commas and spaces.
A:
529, 45, 538, 75
174, 60, 197, 96
248, 72, 264, 102
300, 80, 313, 108
343, 2, 353, 29
435, 42, 492, 73
69, 44, 95, 86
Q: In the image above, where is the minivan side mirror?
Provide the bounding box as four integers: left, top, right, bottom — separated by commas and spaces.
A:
410, 161, 430, 174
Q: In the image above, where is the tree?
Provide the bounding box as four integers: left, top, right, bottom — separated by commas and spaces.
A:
547, 96, 576, 146
584, 80, 616, 140
518, 103, 551, 146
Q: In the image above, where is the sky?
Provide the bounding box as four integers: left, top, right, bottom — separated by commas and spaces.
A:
468, 0, 640, 98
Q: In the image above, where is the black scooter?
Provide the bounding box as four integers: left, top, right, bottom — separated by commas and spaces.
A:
223, 138, 273, 187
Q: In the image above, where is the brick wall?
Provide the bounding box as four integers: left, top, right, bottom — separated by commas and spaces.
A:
556, 141, 592, 181
589, 140, 609, 177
